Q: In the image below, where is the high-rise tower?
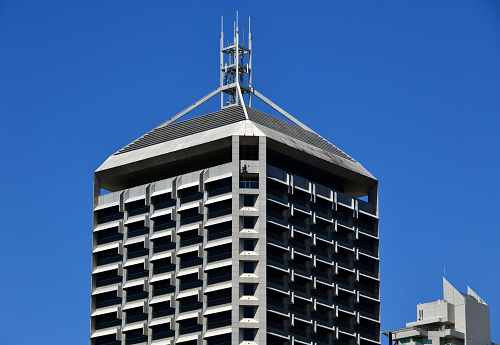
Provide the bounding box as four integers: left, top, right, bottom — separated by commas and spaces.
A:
90, 15, 380, 345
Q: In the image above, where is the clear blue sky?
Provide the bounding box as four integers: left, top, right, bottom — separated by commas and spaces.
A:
1, 1, 499, 343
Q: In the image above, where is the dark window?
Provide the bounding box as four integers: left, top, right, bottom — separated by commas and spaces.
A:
243, 262, 256, 274
206, 311, 232, 330
243, 239, 255, 251
243, 195, 256, 207
127, 200, 149, 217
239, 177, 259, 189
243, 306, 256, 318
243, 284, 255, 296
243, 217, 255, 229
97, 206, 122, 224
242, 329, 256, 341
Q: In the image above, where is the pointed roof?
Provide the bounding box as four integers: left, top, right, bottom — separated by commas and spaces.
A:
95, 105, 376, 191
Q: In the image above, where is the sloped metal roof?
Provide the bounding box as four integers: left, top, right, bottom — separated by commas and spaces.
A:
114, 105, 355, 163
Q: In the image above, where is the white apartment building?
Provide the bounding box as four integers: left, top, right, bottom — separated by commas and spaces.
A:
384, 278, 496, 345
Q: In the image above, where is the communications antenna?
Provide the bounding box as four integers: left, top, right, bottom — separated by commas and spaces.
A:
157, 12, 312, 132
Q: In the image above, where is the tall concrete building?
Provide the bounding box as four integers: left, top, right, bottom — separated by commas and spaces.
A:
383, 278, 495, 345
90, 16, 380, 345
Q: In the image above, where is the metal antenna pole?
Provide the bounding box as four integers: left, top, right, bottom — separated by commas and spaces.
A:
220, 16, 224, 109
235, 14, 239, 106
248, 16, 252, 107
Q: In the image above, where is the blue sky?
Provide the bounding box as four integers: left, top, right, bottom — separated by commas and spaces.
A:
1, 1, 499, 343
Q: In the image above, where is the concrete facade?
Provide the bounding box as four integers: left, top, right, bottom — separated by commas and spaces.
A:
90, 106, 380, 345
384, 278, 495, 345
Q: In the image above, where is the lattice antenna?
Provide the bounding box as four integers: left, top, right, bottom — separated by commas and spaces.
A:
220, 12, 252, 112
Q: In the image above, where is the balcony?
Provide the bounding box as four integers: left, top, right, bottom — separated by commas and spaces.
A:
95, 276, 122, 288
153, 222, 175, 232
152, 329, 175, 340
96, 233, 123, 245
127, 270, 148, 281
96, 255, 122, 266
180, 257, 203, 269
180, 214, 203, 226
126, 313, 148, 324
127, 226, 149, 238
153, 263, 175, 275
179, 280, 203, 291
126, 291, 148, 302
267, 276, 286, 290
208, 185, 232, 198
96, 297, 122, 309
153, 242, 176, 254
207, 273, 231, 285
179, 324, 202, 335
207, 295, 231, 307
267, 232, 286, 246
153, 286, 175, 297
153, 308, 174, 318
207, 252, 232, 263
207, 208, 232, 220
267, 298, 286, 314
95, 318, 121, 330
180, 236, 203, 247
207, 227, 232, 241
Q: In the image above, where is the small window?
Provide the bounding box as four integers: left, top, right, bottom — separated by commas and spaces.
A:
243, 239, 256, 251
427, 341, 432, 344
243, 195, 256, 207
243, 217, 255, 229
242, 329, 256, 341
242, 284, 255, 296
243, 262, 256, 274
243, 306, 256, 318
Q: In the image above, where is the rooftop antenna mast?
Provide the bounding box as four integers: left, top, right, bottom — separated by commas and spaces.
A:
219, 11, 251, 118
157, 13, 313, 132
